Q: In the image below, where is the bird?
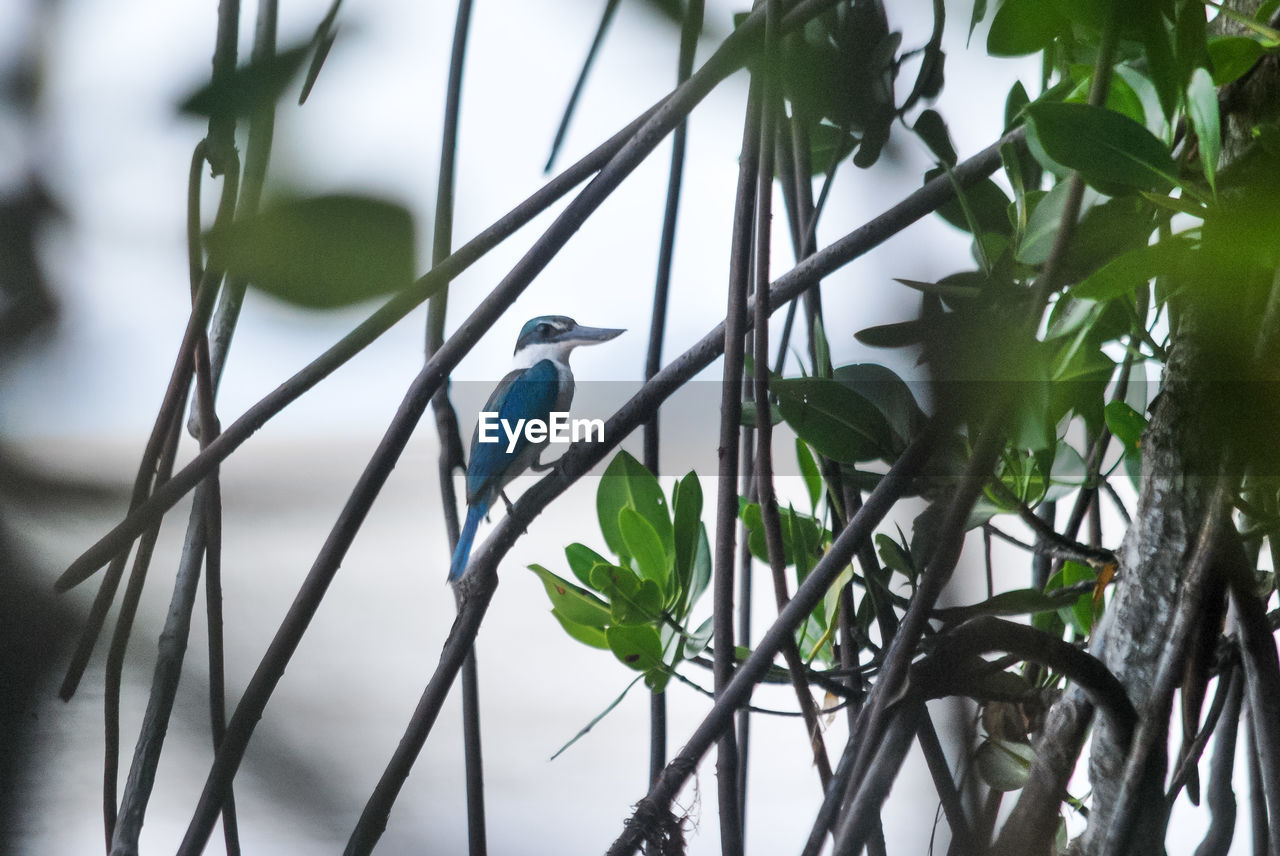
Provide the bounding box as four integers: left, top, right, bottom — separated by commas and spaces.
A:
448, 315, 624, 582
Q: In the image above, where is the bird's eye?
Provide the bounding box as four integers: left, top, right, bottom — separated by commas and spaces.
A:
537, 323, 551, 334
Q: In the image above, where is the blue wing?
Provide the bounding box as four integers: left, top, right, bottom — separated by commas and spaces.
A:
466, 359, 561, 505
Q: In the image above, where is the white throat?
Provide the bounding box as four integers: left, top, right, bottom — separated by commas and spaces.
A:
512, 341, 574, 371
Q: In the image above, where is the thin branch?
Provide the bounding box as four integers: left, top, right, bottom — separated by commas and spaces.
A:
543, 0, 622, 173
202, 0, 279, 407
1229, 544, 1280, 856
1167, 659, 1237, 802
712, 66, 761, 856
642, 0, 703, 790
916, 707, 973, 851
753, 2, 832, 788
982, 520, 1116, 569
427, 1, 484, 853
1193, 664, 1243, 856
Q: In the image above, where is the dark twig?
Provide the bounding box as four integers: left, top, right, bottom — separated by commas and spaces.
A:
202, 0, 279, 405
641, 0, 703, 789
1228, 544, 1280, 856
712, 69, 762, 856
427, 1, 484, 853
544, 0, 622, 173
1193, 665, 1243, 856
916, 708, 973, 851
985, 481, 1117, 568
752, 0, 832, 789
982, 521, 1116, 569
1167, 659, 1237, 803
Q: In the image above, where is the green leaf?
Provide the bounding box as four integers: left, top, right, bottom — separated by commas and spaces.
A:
671, 472, 703, 611
976, 737, 1036, 791
1187, 67, 1221, 193
1005, 80, 1030, 130
773, 377, 896, 463
684, 616, 714, 659
875, 533, 915, 578
796, 439, 823, 512
914, 109, 957, 165
209, 194, 416, 309
619, 507, 669, 589
1208, 36, 1266, 86
928, 168, 1014, 236
549, 676, 643, 760
590, 563, 662, 625
832, 363, 925, 452
688, 524, 712, 610
1061, 560, 1097, 633
551, 609, 609, 649
813, 316, 832, 378
1105, 401, 1147, 452
987, 0, 1065, 56
1071, 235, 1194, 302
597, 451, 673, 563
605, 624, 665, 673
1016, 180, 1072, 265
528, 564, 612, 628
565, 542, 611, 589
969, 0, 989, 43
1134, 0, 1180, 119
1026, 102, 1179, 192
180, 43, 312, 117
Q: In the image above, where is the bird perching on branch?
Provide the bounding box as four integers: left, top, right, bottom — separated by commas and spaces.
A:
448, 315, 624, 582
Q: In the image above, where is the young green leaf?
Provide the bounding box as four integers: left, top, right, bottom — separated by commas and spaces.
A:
597, 451, 673, 561
1186, 67, 1221, 193
528, 564, 612, 628
1134, 0, 1180, 119
605, 624, 665, 673
618, 507, 669, 590
208, 194, 416, 309
1105, 400, 1148, 452
986, 0, 1065, 56
1026, 102, 1180, 193
671, 472, 703, 609
565, 542, 612, 590
551, 610, 610, 650
796, 439, 823, 512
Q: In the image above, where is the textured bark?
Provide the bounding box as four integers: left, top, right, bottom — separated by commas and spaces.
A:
1074, 3, 1280, 850
1077, 333, 1223, 855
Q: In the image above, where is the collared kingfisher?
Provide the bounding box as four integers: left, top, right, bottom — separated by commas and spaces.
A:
448, 315, 624, 582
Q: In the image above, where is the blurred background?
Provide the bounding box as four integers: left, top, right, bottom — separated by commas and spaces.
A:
0, 0, 1049, 852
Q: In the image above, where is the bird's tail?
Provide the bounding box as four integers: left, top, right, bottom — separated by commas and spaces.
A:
449, 501, 488, 582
